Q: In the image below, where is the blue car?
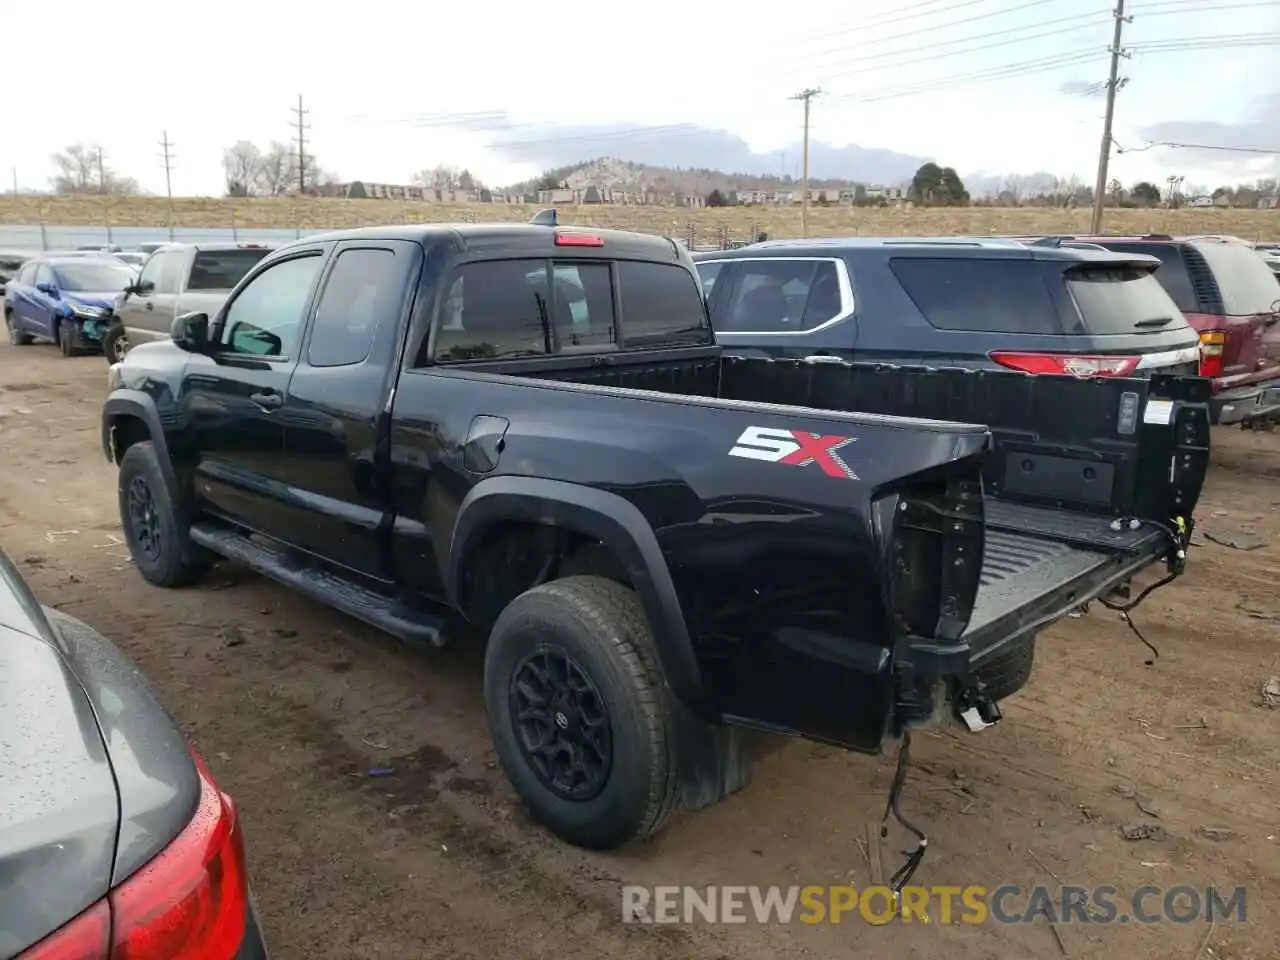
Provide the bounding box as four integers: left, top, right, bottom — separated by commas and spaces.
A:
4, 255, 138, 356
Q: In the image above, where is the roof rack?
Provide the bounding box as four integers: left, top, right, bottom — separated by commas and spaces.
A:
1141, 233, 1173, 240
530, 208, 558, 227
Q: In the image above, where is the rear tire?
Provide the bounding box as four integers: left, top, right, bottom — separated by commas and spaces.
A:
484, 575, 679, 849
5, 309, 33, 345
102, 322, 128, 363
974, 633, 1037, 701
117, 441, 212, 588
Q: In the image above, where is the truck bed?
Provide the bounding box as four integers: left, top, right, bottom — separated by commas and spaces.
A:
515, 348, 1208, 664
964, 501, 1166, 658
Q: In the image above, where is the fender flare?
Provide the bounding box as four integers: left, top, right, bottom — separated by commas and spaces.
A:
449, 475, 706, 711
101, 390, 179, 501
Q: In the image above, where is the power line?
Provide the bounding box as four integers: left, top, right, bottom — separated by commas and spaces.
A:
290, 95, 310, 194
1091, 0, 1129, 234
790, 88, 822, 237
802, 0, 1058, 62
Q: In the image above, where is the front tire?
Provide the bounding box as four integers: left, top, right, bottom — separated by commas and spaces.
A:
102, 322, 128, 363
5, 309, 33, 345
57, 322, 75, 357
117, 441, 212, 587
484, 575, 679, 849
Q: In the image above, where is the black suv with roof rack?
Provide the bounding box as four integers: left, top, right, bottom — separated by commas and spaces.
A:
1020, 234, 1280, 426
691, 236, 1202, 379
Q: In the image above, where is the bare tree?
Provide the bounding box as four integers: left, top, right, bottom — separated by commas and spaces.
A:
222, 141, 262, 197
1000, 173, 1026, 206
50, 142, 140, 195
254, 141, 298, 197
412, 164, 481, 192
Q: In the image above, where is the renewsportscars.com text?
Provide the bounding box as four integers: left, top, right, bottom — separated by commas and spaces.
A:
621, 884, 1247, 926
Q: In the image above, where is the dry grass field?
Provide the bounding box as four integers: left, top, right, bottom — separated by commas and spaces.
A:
1, 194, 1278, 243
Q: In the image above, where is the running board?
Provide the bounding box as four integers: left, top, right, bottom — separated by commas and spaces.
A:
188, 524, 446, 647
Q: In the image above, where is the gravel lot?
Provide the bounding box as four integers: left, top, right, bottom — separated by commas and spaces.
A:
2, 340, 1278, 959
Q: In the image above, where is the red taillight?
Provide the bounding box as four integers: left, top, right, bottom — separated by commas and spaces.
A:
16, 752, 247, 960
111, 751, 249, 959
989, 351, 1141, 378
553, 232, 603, 247
17, 902, 110, 960
1198, 330, 1226, 382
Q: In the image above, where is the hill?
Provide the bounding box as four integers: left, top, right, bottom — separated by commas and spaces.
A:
0, 195, 1277, 245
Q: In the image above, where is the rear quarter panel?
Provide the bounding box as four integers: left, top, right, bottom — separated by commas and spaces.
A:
388, 366, 989, 740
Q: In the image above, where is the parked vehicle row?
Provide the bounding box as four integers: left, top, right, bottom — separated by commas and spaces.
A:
100, 215, 1209, 886
2, 243, 272, 362
692, 232, 1279, 429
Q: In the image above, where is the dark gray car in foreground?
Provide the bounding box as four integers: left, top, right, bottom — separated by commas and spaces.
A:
0, 549, 267, 959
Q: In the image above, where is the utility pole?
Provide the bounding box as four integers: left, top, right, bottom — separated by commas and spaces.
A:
1090, 0, 1129, 234
791, 88, 822, 237
158, 131, 175, 200
159, 131, 176, 239
291, 95, 310, 195
96, 145, 106, 195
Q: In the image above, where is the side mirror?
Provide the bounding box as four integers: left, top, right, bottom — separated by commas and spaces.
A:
137, 279, 155, 295
35, 281, 58, 297
171, 312, 209, 353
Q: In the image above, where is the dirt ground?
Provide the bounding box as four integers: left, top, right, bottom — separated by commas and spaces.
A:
2, 341, 1278, 960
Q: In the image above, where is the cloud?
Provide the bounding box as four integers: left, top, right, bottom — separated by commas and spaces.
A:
1137, 92, 1280, 178
486, 123, 931, 186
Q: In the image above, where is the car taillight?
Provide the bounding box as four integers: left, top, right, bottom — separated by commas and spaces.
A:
111, 750, 249, 958
989, 351, 1141, 378
17, 750, 248, 960
1198, 330, 1225, 382
553, 232, 603, 247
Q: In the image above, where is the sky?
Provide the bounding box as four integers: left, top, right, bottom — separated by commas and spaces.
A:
5, 0, 1278, 197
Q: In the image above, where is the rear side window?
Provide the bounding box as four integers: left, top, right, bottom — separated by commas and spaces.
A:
1190, 241, 1280, 315
1094, 243, 1198, 313
717, 259, 844, 333
188, 249, 271, 291
890, 258, 1059, 333
615, 260, 710, 344
307, 248, 397, 367
435, 258, 551, 362
1063, 266, 1187, 335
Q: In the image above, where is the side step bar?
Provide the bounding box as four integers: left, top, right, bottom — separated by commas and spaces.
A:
188, 524, 446, 647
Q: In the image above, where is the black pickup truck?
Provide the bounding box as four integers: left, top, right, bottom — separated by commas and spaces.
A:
101, 217, 1209, 875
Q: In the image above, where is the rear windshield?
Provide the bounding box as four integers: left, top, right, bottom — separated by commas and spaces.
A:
1089, 243, 1197, 312
432, 257, 710, 363
1191, 241, 1280, 315
188, 249, 271, 291
1063, 265, 1189, 335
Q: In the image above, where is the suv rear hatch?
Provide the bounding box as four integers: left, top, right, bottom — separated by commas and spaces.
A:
1184, 237, 1280, 389
988, 250, 1200, 377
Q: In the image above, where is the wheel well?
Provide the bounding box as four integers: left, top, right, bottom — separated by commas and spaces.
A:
109, 414, 152, 462
459, 520, 632, 629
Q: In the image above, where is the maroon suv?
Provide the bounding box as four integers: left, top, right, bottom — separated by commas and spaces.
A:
1026, 234, 1280, 426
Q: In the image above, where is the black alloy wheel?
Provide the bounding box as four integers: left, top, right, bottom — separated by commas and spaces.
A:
126, 475, 162, 562
509, 645, 614, 802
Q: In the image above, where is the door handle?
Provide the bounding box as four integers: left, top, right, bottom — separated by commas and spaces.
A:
803, 354, 845, 364
250, 390, 282, 410
144, 301, 154, 311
